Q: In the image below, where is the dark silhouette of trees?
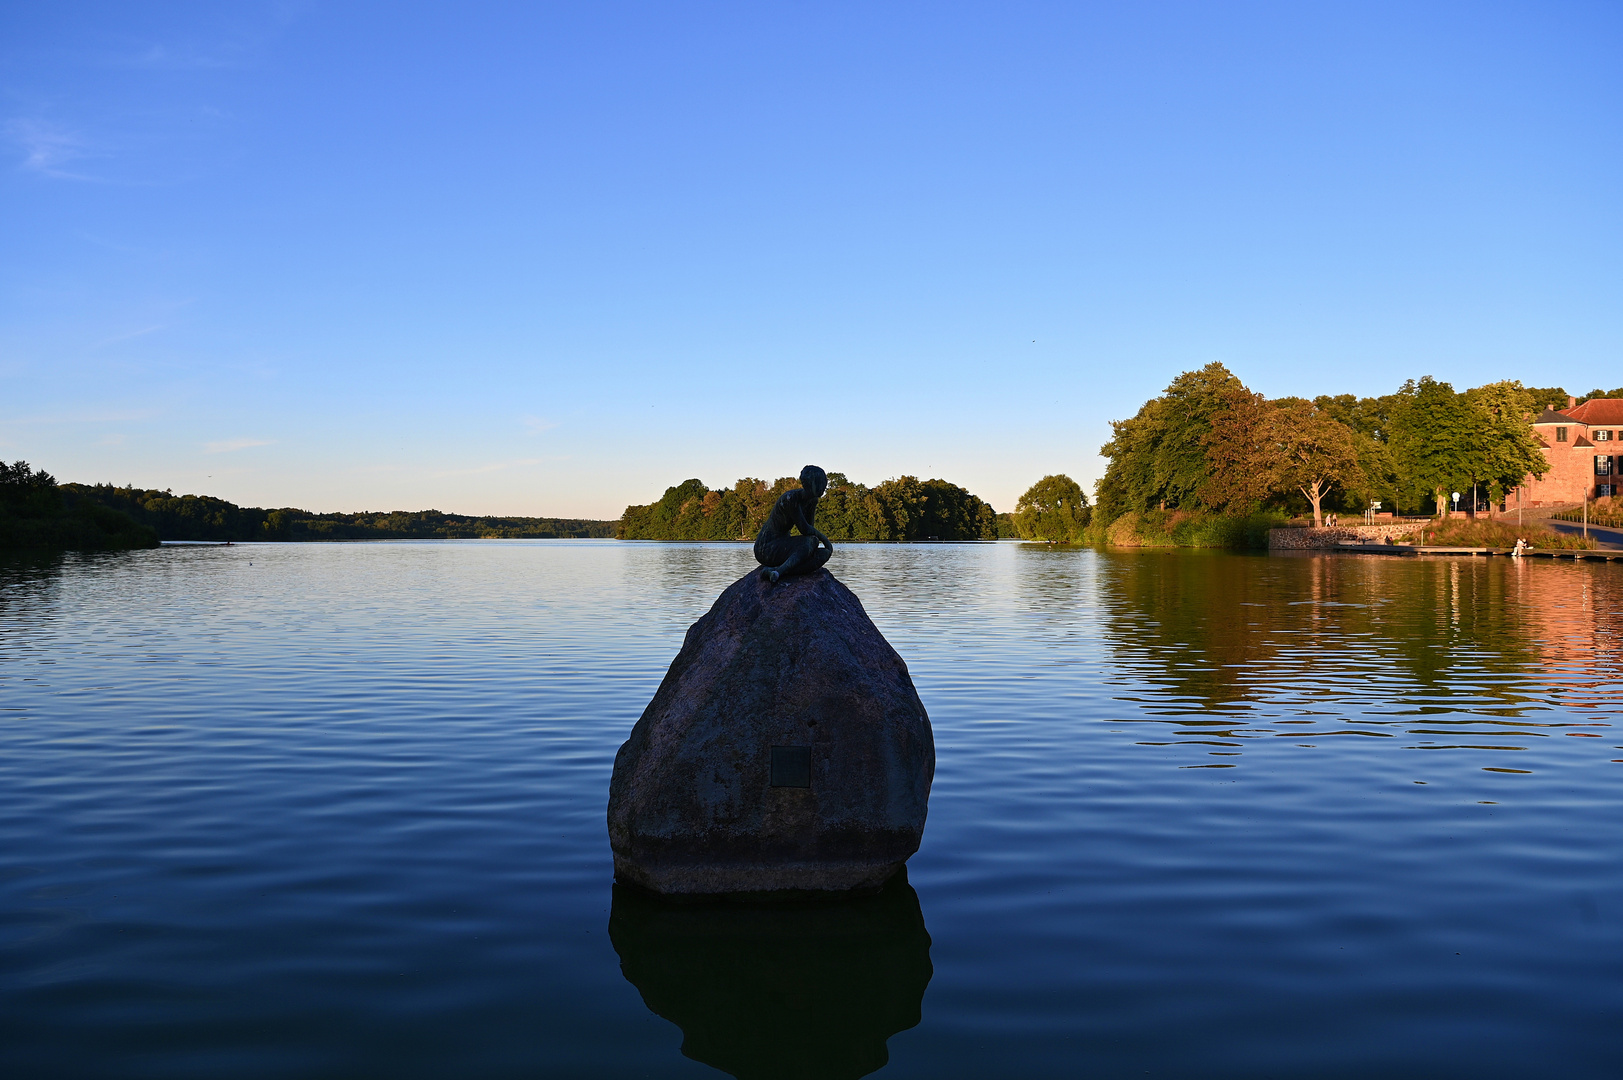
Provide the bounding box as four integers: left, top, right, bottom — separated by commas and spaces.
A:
617, 473, 999, 541
64, 484, 615, 541
1, 462, 157, 550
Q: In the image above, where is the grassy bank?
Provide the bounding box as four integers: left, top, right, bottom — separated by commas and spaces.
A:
1086, 509, 1286, 550
1417, 518, 1597, 550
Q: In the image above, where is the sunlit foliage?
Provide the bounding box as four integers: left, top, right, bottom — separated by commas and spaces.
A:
1013, 475, 1089, 543
1098, 367, 1554, 527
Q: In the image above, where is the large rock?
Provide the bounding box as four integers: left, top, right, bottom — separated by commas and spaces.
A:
608, 567, 934, 897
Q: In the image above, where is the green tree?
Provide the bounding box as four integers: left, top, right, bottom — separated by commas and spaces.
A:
1267, 401, 1365, 527
1311, 392, 1399, 512
1, 462, 157, 550
1524, 386, 1570, 411
1199, 387, 1277, 511
0, 460, 60, 515
1013, 474, 1089, 542
1388, 378, 1481, 517
1463, 380, 1549, 509
1097, 363, 1248, 521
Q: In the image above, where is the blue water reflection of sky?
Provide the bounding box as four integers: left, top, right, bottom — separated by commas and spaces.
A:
2, 543, 1621, 1076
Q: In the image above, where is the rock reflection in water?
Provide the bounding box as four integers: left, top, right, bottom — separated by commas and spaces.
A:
609, 872, 931, 1079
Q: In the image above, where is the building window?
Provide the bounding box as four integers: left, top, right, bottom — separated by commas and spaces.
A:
1557, 427, 1568, 442
1601, 485, 1616, 497
1597, 456, 1614, 476
1598, 430, 1614, 441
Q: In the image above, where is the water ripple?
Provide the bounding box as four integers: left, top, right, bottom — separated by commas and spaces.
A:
1, 543, 1620, 1077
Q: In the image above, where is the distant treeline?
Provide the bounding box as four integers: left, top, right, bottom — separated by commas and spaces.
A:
65, 484, 616, 542
1, 463, 158, 551
618, 473, 1011, 542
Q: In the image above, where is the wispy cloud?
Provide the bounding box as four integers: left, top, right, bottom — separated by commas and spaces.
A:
522, 415, 557, 434
430, 457, 558, 479
5, 118, 100, 180
92, 324, 166, 348
205, 438, 273, 453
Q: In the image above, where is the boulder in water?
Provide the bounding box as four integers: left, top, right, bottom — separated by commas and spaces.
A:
607, 567, 934, 897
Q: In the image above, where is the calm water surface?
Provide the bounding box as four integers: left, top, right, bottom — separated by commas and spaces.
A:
2, 541, 1620, 1078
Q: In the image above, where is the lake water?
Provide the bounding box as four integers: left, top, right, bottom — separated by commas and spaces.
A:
2, 541, 1620, 1078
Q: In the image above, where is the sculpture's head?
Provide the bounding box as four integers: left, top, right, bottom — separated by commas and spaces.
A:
799, 465, 828, 500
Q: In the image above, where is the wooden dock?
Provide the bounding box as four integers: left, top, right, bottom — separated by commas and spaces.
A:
1331, 541, 1623, 561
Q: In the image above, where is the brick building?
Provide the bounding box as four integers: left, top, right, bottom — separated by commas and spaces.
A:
1515, 395, 1623, 507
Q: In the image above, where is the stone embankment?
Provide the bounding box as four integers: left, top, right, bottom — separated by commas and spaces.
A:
1268, 523, 1425, 550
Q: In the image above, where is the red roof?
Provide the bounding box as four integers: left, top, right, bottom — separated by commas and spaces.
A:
1567, 398, 1623, 425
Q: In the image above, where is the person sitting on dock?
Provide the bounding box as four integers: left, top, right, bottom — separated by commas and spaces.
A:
1512, 538, 1527, 557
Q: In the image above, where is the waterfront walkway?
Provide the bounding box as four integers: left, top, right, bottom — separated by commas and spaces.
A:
1330, 540, 1623, 560
1544, 519, 1623, 548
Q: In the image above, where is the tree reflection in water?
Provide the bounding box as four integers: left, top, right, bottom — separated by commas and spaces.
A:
609, 872, 931, 1080
1096, 550, 1574, 713
1090, 549, 1623, 758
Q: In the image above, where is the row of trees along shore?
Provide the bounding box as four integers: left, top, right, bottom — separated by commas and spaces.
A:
5, 460, 1089, 550
618, 473, 1015, 542
12, 359, 1570, 554
74, 485, 616, 542
1093, 364, 1560, 542
1, 463, 159, 551
1, 467, 616, 549
618, 471, 1095, 544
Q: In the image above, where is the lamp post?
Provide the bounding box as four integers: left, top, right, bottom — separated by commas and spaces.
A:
1451, 491, 1460, 518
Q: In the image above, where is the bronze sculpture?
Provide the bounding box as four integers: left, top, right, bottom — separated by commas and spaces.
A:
754, 465, 833, 582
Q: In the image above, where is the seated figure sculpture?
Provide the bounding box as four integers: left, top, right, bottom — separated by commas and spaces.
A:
754, 465, 834, 583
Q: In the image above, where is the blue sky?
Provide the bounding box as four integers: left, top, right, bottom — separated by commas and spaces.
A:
3, 2, 1619, 518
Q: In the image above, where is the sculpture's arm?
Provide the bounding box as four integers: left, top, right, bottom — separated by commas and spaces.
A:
789, 498, 832, 549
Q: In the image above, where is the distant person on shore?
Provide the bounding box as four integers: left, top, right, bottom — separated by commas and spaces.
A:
755, 465, 833, 583
1512, 538, 1527, 557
